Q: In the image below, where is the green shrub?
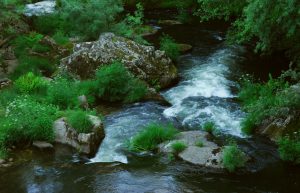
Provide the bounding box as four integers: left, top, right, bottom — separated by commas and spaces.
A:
160, 34, 180, 60
0, 88, 19, 107
222, 144, 247, 172
10, 56, 57, 80
33, 14, 63, 35
0, 97, 58, 148
47, 78, 79, 109
95, 62, 147, 103
52, 30, 70, 46
14, 72, 48, 94
239, 74, 290, 134
58, 0, 123, 40
66, 109, 95, 133
278, 134, 300, 164
128, 123, 178, 152
171, 141, 187, 154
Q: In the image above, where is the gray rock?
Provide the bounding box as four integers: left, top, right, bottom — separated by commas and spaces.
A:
32, 141, 54, 150
24, 0, 56, 17
0, 159, 5, 164
159, 131, 224, 169
78, 95, 89, 109
60, 33, 178, 89
53, 116, 104, 155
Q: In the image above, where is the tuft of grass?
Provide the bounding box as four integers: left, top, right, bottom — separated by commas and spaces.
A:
171, 141, 187, 154
195, 140, 204, 147
14, 72, 48, 94
66, 109, 95, 133
128, 123, 178, 152
203, 121, 217, 134
277, 134, 300, 164
160, 34, 180, 60
222, 144, 247, 172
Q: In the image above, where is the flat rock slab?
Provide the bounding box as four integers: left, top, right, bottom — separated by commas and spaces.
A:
159, 131, 224, 169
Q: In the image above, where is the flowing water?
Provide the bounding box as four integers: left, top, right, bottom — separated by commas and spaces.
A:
1, 17, 300, 193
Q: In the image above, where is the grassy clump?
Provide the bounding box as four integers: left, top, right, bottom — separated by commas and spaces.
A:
46, 78, 79, 109
66, 109, 95, 133
95, 62, 147, 103
195, 140, 204, 147
171, 141, 187, 154
238, 74, 293, 134
222, 144, 247, 172
160, 34, 180, 60
202, 121, 217, 135
128, 123, 178, 152
278, 134, 300, 164
14, 72, 48, 94
0, 97, 58, 154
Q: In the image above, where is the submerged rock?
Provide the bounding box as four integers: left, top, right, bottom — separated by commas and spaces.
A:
60, 33, 178, 89
24, 0, 56, 17
53, 116, 104, 156
178, 43, 193, 53
159, 131, 224, 169
32, 141, 54, 150
158, 20, 183, 25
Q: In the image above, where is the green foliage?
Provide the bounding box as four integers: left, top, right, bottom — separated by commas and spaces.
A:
171, 141, 187, 154
128, 123, 178, 152
113, 3, 149, 45
196, 0, 300, 64
222, 143, 247, 172
13, 32, 48, 57
195, 140, 204, 147
10, 56, 56, 80
33, 14, 63, 35
202, 121, 217, 134
0, 97, 58, 149
14, 72, 48, 94
47, 78, 79, 109
58, 0, 123, 40
52, 31, 70, 46
160, 34, 180, 60
239, 74, 290, 134
278, 134, 300, 164
95, 62, 147, 103
66, 109, 95, 133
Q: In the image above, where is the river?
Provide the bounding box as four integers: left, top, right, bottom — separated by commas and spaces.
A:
0, 15, 299, 193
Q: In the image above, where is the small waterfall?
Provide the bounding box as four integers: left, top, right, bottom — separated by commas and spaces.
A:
163, 45, 246, 137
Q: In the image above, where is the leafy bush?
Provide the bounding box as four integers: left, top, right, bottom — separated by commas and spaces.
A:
33, 14, 63, 35
128, 123, 178, 152
66, 109, 95, 133
47, 78, 79, 109
14, 72, 48, 94
0, 97, 58, 149
278, 134, 300, 164
58, 0, 123, 40
196, 0, 300, 64
171, 141, 187, 154
10, 56, 57, 80
95, 62, 147, 103
222, 144, 247, 172
52, 30, 70, 46
239, 74, 290, 134
160, 34, 180, 60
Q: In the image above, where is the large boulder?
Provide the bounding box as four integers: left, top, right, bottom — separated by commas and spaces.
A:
53, 115, 104, 156
60, 33, 178, 88
24, 0, 56, 17
159, 131, 224, 169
